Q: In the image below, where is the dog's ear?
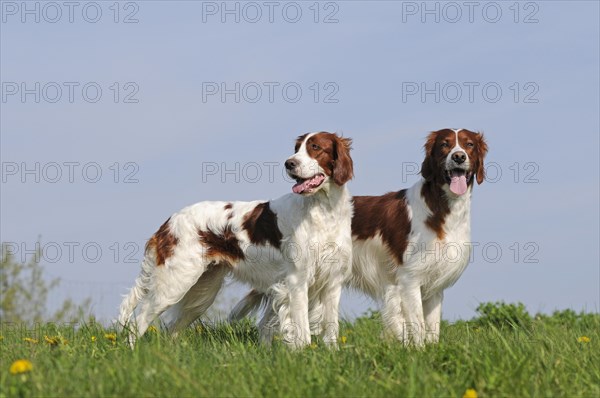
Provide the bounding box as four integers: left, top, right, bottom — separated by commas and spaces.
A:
332, 135, 354, 186
475, 132, 488, 185
421, 131, 438, 181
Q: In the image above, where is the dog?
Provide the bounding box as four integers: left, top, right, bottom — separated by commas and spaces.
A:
118, 132, 354, 348
230, 128, 488, 346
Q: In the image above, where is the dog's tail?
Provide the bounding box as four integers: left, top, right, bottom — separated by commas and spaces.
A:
228, 289, 268, 322
117, 258, 153, 328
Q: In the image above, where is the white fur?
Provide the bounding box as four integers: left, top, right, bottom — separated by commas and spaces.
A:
289, 132, 321, 181
118, 134, 353, 349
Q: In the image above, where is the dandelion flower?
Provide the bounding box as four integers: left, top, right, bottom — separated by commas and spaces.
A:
463, 388, 478, 398
10, 359, 33, 375
23, 337, 38, 344
104, 333, 117, 343
340, 336, 347, 344
45, 336, 59, 346
91, 336, 97, 342
577, 336, 591, 343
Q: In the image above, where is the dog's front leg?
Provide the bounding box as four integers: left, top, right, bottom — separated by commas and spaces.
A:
397, 269, 426, 347
423, 291, 443, 344
381, 284, 405, 341
280, 273, 311, 349
320, 282, 343, 348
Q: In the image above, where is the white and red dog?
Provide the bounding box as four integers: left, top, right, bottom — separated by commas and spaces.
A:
119, 132, 354, 348
231, 128, 488, 346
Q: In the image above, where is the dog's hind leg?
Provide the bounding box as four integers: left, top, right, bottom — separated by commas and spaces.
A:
229, 292, 278, 346
228, 289, 266, 323
165, 263, 229, 337
118, 256, 156, 336
257, 299, 278, 346
129, 260, 214, 346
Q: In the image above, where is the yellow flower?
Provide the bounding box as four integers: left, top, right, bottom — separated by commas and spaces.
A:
91, 336, 97, 342
463, 388, 478, 398
104, 333, 117, 343
45, 335, 68, 346
23, 337, 38, 344
340, 336, 347, 344
148, 326, 157, 333
577, 336, 591, 343
45, 336, 59, 346
10, 359, 33, 375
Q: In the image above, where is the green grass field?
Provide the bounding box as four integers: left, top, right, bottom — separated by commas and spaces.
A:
1, 304, 598, 397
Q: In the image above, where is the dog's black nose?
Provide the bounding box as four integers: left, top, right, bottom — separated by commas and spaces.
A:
285, 159, 297, 170
452, 151, 466, 164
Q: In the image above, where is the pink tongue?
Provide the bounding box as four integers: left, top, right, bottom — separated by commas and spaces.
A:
450, 175, 468, 195
292, 175, 324, 194
292, 182, 308, 194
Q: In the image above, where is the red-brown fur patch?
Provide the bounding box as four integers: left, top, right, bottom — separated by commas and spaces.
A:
420, 129, 456, 185
198, 225, 245, 263
352, 191, 412, 265
457, 130, 488, 185
242, 202, 282, 249
421, 183, 450, 240
225, 203, 234, 220
146, 218, 178, 266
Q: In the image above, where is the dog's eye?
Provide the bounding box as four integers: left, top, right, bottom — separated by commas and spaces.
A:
311, 144, 321, 151
466, 142, 474, 148
441, 142, 449, 148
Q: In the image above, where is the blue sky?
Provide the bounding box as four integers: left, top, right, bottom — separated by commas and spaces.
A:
1, 1, 599, 322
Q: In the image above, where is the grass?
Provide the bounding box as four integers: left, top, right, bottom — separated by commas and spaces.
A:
1, 306, 598, 397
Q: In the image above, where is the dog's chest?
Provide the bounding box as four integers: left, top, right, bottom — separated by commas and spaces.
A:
302, 204, 352, 275
408, 194, 472, 296
306, 205, 346, 239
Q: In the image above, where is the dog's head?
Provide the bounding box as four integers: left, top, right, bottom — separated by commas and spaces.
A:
421, 128, 488, 196
285, 132, 354, 195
